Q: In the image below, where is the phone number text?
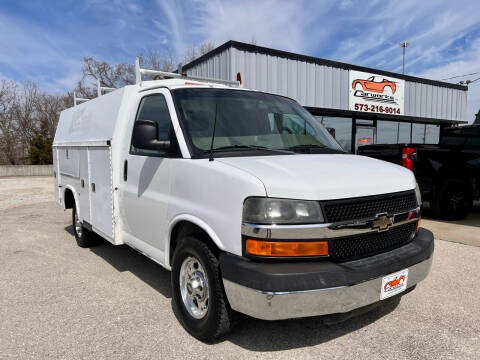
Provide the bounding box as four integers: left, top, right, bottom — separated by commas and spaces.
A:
354, 103, 401, 114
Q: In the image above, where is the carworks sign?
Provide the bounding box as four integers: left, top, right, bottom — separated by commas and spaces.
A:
349, 70, 405, 115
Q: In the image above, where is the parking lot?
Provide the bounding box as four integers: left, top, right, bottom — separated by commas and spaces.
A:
0, 176, 479, 359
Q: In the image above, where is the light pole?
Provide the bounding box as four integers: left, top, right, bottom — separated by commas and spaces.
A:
400, 41, 409, 74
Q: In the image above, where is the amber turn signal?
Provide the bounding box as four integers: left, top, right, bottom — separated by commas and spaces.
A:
245, 239, 328, 257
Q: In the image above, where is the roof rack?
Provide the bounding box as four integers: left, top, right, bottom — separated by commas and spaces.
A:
134, 57, 240, 87
97, 80, 116, 97
73, 92, 89, 106
73, 81, 116, 106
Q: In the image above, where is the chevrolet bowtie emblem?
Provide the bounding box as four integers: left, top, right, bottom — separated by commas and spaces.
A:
372, 215, 393, 231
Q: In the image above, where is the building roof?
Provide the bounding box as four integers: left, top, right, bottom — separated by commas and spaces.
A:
183, 40, 467, 91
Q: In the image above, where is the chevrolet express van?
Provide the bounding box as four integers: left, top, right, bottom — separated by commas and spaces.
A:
52, 62, 433, 341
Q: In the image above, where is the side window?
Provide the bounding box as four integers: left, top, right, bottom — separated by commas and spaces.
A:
131, 94, 173, 156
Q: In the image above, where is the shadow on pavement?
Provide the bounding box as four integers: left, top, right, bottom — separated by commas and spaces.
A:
65, 225, 171, 298
64, 224, 402, 350
226, 296, 401, 351
422, 201, 480, 228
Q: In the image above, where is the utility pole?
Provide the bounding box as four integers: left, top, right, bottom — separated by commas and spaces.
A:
400, 41, 409, 74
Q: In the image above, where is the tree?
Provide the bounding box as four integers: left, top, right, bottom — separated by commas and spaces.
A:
182, 41, 215, 64
0, 40, 217, 165
0, 80, 68, 165
35, 93, 71, 141
14, 82, 39, 159
28, 119, 52, 164
75, 49, 178, 97
0, 80, 20, 164
75, 42, 215, 97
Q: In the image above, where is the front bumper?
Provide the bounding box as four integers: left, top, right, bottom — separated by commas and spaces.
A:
220, 228, 434, 320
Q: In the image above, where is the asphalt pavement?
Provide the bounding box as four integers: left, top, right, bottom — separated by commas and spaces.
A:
0, 177, 479, 359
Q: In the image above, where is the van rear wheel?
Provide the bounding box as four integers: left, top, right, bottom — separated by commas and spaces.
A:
72, 205, 93, 248
171, 236, 233, 342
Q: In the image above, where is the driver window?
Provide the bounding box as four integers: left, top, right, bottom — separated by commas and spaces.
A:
131, 94, 172, 156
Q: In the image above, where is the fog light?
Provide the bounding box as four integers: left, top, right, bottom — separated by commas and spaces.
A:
245, 239, 328, 257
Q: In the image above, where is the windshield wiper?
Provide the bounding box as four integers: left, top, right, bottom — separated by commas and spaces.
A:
285, 144, 328, 151
206, 144, 271, 153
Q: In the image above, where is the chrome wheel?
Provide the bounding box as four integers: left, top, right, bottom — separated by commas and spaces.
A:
179, 256, 209, 319
74, 210, 82, 238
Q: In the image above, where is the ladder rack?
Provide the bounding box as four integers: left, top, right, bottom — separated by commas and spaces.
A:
73, 56, 240, 106
73, 92, 89, 106
134, 57, 240, 87
97, 80, 116, 97
73, 81, 117, 106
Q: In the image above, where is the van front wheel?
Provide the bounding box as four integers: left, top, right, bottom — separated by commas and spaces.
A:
171, 236, 233, 341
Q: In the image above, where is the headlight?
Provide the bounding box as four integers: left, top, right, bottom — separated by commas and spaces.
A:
415, 183, 422, 206
243, 197, 324, 224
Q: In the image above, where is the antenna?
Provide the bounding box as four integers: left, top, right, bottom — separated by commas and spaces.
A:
400, 41, 409, 74
209, 104, 219, 162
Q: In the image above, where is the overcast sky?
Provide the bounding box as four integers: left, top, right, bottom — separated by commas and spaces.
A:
1, 0, 479, 122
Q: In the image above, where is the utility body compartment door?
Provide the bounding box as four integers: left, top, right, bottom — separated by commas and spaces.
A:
89, 146, 114, 241
78, 149, 90, 224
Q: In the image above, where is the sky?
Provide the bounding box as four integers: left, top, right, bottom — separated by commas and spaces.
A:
1, 0, 479, 123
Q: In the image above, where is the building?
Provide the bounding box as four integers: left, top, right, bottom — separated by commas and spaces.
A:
183, 40, 468, 153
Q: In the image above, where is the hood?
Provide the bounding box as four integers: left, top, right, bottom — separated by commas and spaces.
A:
217, 154, 416, 200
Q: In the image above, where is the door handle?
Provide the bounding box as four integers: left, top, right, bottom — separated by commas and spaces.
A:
123, 160, 128, 181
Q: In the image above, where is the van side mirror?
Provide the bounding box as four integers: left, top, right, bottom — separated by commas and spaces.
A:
132, 120, 170, 151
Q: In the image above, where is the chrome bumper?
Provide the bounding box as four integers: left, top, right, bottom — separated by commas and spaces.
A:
223, 256, 432, 321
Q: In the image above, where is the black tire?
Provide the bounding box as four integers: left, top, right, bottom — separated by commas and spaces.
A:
72, 204, 93, 248
171, 236, 233, 342
432, 178, 472, 220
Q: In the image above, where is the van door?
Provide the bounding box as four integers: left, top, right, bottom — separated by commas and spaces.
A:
121, 91, 178, 262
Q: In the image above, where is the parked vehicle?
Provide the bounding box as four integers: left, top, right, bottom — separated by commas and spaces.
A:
358, 125, 480, 220
52, 60, 434, 341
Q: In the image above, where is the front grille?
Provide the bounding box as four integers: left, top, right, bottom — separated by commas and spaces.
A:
322, 191, 417, 223
329, 221, 417, 261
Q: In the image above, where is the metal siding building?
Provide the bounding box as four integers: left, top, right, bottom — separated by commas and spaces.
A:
184, 41, 468, 153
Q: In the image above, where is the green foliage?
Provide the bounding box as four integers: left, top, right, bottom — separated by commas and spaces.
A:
28, 121, 53, 165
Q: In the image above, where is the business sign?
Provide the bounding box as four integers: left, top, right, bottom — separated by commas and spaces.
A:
349, 70, 404, 115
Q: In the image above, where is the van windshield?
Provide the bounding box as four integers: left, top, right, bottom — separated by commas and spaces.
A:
172, 88, 343, 157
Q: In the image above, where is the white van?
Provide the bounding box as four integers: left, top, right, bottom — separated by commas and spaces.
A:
53, 61, 433, 341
